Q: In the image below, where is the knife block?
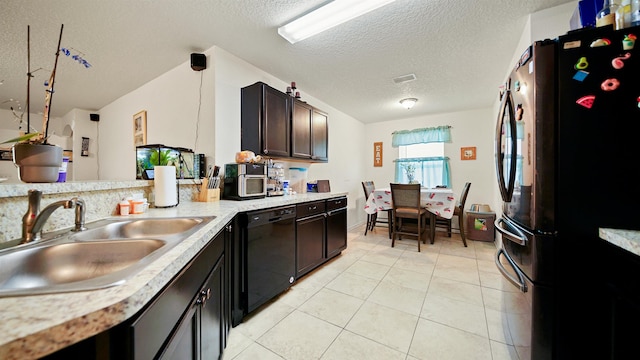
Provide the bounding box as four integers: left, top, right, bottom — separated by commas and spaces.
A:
198, 178, 220, 202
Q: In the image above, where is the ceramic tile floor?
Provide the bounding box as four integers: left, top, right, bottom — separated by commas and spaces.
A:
222, 224, 531, 360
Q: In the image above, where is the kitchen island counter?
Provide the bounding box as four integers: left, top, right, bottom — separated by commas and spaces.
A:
0, 192, 347, 359
599, 228, 640, 258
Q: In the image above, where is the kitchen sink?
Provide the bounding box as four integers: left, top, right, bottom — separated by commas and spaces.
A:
70, 217, 210, 241
0, 216, 216, 297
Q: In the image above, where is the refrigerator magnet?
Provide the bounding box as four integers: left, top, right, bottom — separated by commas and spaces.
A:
590, 38, 611, 47
573, 70, 589, 82
575, 57, 589, 70
601, 79, 620, 91
623, 34, 636, 50
563, 40, 581, 49
576, 95, 595, 109
611, 53, 631, 69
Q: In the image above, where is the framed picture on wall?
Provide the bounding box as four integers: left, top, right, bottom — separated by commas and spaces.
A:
461, 146, 476, 160
133, 110, 147, 146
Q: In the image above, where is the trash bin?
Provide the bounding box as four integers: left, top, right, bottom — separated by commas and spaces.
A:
466, 210, 496, 242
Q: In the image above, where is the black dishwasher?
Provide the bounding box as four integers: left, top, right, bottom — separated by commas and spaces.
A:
236, 205, 296, 322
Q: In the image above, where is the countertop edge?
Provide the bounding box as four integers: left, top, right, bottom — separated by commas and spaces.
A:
599, 228, 640, 257
0, 192, 348, 359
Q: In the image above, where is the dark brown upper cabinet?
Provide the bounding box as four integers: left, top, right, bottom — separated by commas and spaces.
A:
291, 99, 313, 159
241, 82, 328, 162
241, 82, 290, 158
311, 108, 328, 162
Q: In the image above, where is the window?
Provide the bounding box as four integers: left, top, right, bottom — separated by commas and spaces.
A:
392, 126, 451, 188
399, 142, 443, 158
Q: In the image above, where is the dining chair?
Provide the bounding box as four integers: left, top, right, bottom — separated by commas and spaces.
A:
435, 182, 471, 247
390, 183, 429, 252
362, 181, 391, 237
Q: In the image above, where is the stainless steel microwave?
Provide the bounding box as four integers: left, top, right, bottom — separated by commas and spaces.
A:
223, 163, 266, 200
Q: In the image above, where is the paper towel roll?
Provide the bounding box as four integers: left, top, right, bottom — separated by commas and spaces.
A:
155, 166, 178, 207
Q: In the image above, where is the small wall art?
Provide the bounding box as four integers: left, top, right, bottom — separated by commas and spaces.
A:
80, 137, 89, 157
461, 146, 476, 160
133, 110, 147, 147
373, 141, 383, 167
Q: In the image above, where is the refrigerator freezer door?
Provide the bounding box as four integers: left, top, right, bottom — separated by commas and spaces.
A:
495, 88, 517, 203
557, 26, 640, 236
500, 40, 556, 233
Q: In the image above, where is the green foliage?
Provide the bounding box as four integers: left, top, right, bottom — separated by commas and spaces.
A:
149, 149, 177, 166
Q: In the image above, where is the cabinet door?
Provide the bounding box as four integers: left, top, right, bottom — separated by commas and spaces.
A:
291, 99, 313, 159
263, 86, 290, 157
158, 305, 198, 360
311, 108, 328, 161
241, 82, 290, 158
200, 254, 224, 360
296, 214, 326, 278
326, 208, 347, 259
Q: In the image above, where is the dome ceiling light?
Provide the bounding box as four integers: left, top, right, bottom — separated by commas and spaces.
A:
399, 98, 418, 109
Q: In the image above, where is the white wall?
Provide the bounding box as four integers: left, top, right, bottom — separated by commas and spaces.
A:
364, 108, 495, 212
65, 109, 99, 180
531, 1, 578, 42
98, 53, 216, 180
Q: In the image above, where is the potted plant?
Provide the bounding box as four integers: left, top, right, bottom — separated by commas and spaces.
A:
401, 163, 418, 184
1, 25, 66, 183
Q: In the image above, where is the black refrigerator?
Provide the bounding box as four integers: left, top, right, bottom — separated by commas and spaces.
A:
495, 25, 640, 359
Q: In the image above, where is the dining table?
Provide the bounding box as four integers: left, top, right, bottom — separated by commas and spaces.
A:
364, 187, 456, 242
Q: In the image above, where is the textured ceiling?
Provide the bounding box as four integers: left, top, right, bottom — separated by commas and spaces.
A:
0, 0, 574, 125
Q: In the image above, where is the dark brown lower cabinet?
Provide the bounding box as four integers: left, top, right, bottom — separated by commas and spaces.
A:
326, 197, 347, 259
158, 253, 224, 360
127, 223, 230, 360
42, 222, 232, 360
296, 201, 326, 278
296, 197, 347, 279
601, 239, 640, 359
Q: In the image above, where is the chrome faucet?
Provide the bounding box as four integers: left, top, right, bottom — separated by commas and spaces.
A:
21, 189, 86, 244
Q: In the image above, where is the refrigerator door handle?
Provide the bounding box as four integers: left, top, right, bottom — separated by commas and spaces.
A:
495, 217, 527, 246
495, 248, 528, 292
495, 89, 517, 202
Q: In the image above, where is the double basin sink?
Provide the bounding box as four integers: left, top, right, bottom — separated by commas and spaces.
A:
0, 216, 215, 297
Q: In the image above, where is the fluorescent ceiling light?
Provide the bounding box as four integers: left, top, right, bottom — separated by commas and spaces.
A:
278, 0, 396, 44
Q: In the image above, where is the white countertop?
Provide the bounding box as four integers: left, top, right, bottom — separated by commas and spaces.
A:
599, 228, 640, 257
0, 192, 347, 360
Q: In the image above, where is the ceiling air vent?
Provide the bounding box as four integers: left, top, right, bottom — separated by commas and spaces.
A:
393, 73, 417, 84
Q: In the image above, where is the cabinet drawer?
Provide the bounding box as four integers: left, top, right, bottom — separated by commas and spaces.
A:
326, 197, 347, 211
129, 233, 225, 360
297, 201, 326, 218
